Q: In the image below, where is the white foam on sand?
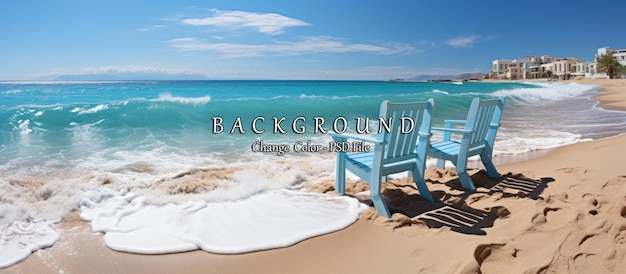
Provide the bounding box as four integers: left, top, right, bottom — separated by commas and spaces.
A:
494, 131, 591, 155
79, 189, 365, 254
0, 219, 59, 268
0, 150, 355, 267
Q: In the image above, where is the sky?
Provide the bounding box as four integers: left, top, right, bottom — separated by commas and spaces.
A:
2, 0, 626, 80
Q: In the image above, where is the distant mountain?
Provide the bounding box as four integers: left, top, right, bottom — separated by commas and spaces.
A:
408, 73, 484, 81
55, 72, 210, 81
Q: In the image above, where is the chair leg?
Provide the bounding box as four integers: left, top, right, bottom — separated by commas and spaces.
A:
436, 159, 446, 168
412, 166, 434, 203
335, 154, 346, 195
480, 151, 500, 179
457, 172, 476, 191
370, 177, 391, 218
455, 158, 476, 190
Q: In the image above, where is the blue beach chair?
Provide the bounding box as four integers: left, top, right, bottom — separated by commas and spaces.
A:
427, 97, 505, 190
331, 99, 435, 218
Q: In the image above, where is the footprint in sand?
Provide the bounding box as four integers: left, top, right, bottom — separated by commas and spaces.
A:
545, 192, 569, 203
581, 195, 604, 216
531, 207, 556, 226
474, 243, 527, 273
572, 232, 620, 272
531, 205, 579, 231
601, 175, 626, 192
555, 166, 589, 175
600, 176, 626, 218
474, 243, 507, 266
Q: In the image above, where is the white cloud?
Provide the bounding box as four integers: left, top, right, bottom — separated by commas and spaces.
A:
80, 65, 204, 75
445, 35, 480, 48
201, 66, 421, 80
181, 9, 310, 35
136, 25, 165, 32
167, 36, 418, 57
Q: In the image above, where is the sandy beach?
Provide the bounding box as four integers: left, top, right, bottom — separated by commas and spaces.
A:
4, 79, 626, 274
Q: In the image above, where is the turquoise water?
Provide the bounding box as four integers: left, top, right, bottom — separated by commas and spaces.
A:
5, 80, 620, 159
1, 81, 507, 158
3, 80, 626, 174
2, 80, 626, 266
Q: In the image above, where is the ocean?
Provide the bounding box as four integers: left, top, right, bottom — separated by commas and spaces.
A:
1, 80, 625, 266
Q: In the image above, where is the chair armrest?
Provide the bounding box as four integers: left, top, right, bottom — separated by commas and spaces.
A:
444, 120, 467, 125
329, 133, 383, 144
431, 127, 473, 133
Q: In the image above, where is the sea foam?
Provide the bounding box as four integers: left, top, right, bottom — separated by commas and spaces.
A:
71, 104, 109, 115
0, 219, 59, 268
155, 93, 212, 105
492, 82, 599, 102
494, 131, 592, 155
80, 189, 364, 254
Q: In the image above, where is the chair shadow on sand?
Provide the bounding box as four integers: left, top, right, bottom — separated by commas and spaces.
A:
444, 170, 556, 200
358, 170, 555, 235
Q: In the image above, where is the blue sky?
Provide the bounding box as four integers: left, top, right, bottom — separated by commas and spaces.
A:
2, 0, 626, 80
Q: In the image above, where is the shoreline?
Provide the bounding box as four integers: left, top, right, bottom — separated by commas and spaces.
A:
4, 79, 626, 273
586, 79, 626, 112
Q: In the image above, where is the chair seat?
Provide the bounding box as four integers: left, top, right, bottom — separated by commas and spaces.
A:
429, 141, 461, 156
345, 152, 375, 170
345, 152, 417, 175
429, 141, 487, 157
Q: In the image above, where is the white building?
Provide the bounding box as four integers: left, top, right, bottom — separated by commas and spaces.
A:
490, 56, 553, 80
591, 47, 626, 79
611, 49, 626, 66
489, 48, 626, 80
611, 49, 626, 78
491, 59, 513, 79
596, 47, 616, 59
509, 59, 536, 80
573, 62, 598, 79
552, 58, 583, 80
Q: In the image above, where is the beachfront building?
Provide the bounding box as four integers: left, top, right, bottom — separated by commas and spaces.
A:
552, 58, 583, 80
613, 50, 626, 65
596, 47, 625, 64
533, 55, 555, 64
489, 55, 555, 80
590, 47, 626, 79
573, 62, 598, 79
507, 59, 535, 80
507, 62, 522, 80
490, 59, 512, 79
488, 47, 626, 80
595, 47, 626, 66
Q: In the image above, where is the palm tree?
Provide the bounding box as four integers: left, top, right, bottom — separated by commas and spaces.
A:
597, 53, 625, 79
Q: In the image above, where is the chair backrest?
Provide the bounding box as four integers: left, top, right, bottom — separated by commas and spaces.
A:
377, 99, 434, 163
464, 97, 504, 148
